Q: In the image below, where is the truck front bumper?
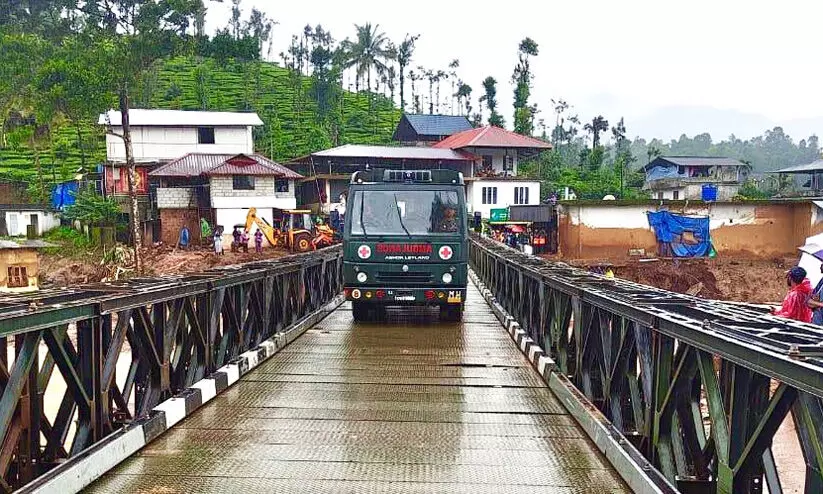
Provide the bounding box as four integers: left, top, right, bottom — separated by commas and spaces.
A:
344, 286, 466, 305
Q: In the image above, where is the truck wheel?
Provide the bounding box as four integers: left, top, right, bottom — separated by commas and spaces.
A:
294, 233, 312, 252
440, 304, 463, 322
352, 302, 370, 322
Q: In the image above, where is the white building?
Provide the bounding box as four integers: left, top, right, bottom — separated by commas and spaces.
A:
0, 205, 60, 237
433, 126, 551, 218
98, 109, 262, 163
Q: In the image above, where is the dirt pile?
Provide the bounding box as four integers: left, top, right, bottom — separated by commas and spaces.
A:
616, 260, 723, 299
40, 245, 290, 287
566, 256, 793, 304
143, 246, 287, 276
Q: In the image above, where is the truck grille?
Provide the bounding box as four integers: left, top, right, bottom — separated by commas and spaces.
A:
376, 271, 433, 283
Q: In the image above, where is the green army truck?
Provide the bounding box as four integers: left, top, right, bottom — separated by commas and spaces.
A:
343, 169, 468, 322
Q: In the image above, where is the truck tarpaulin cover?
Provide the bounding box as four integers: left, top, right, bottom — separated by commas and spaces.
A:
646, 210, 712, 257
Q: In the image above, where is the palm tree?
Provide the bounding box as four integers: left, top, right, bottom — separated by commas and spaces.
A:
584, 115, 609, 148
397, 34, 419, 112
342, 23, 394, 93
448, 59, 459, 115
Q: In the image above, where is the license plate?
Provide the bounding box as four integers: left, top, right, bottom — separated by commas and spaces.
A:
394, 296, 415, 301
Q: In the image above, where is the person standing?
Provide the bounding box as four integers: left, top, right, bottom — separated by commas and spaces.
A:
254, 229, 264, 253
178, 224, 190, 250
213, 228, 223, 255
239, 230, 249, 253
772, 266, 813, 322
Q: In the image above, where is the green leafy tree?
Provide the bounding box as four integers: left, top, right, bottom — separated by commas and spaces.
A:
74, 0, 205, 274
35, 34, 113, 170
63, 187, 121, 226
512, 37, 538, 135
482, 76, 504, 127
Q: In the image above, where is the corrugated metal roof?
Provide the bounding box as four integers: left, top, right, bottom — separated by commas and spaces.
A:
311, 144, 476, 161
149, 153, 302, 178
98, 109, 263, 127
774, 159, 823, 174
647, 156, 747, 170
433, 126, 552, 150
402, 114, 473, 137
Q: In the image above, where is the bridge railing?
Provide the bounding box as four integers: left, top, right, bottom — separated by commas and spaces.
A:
0, 246, 342, 491
470, 234, 823, 494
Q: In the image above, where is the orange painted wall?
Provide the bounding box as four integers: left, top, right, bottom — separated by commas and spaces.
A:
558, 202, 819, 260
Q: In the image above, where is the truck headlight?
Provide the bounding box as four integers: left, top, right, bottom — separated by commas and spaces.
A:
442, 273, 453, 284
357, 272, 368, 283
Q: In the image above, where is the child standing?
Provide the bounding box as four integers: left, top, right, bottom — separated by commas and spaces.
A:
213, 228, 223, 255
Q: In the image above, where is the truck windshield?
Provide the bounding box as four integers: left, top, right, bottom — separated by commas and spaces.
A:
350, 190, 463, 236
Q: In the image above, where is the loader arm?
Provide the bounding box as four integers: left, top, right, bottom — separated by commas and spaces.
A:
244, 208, 279, 247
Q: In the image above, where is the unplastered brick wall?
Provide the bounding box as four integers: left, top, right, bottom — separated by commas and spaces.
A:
210, 176, 275, 198
160, 208, 201, 245
157, 187, 195, 209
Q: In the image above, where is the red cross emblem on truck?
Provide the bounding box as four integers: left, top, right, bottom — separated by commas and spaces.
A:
358, 245, 371, 259
439, 245, 453, 260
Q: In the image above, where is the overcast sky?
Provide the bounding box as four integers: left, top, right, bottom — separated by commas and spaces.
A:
206, 0, 823, 142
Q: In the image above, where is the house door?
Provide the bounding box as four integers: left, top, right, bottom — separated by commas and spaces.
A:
0, 214, 6, 237
30, 214, 39, 235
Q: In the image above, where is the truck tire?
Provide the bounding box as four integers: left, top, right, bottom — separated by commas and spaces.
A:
294, 232, 313, 252
352, 301, 370, 322
440, 304, 463, 322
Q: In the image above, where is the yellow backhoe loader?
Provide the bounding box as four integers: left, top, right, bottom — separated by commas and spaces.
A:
244, 208, 316, 253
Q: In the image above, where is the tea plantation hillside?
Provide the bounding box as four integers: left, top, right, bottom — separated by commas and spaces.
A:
0, 56, 401, 186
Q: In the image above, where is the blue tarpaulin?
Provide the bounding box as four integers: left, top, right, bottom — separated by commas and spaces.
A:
51, 182, 78, 211
646, 210, 713, 257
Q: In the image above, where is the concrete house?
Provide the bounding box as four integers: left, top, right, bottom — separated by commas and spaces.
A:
0, 239, 55, 293
97, 109, 264, 242
433, 126, 551, 219
149, 153, 302, 247
643, 156, 750, 201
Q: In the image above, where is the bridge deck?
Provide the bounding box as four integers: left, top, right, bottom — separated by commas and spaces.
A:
86, 283, 627, 493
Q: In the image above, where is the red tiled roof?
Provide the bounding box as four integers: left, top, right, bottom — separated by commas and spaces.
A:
149, 153, 302, 179
432, 126, 552, 151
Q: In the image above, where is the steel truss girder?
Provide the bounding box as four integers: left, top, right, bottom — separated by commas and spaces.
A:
469, 235, 823, 494
0, 247, 343, 491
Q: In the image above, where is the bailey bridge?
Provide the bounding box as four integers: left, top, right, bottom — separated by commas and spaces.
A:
1, 236, 822, 493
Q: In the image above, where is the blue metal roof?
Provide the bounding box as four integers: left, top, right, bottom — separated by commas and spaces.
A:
402, 114, 472, 137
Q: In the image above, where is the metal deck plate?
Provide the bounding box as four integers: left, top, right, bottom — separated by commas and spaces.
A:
86, 284, 628, 493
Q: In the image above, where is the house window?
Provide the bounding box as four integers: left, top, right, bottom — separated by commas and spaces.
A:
514, 186, 530, 205
197, 127, 215, 144
482, 155, 493, 168
503, 155, 514, 171
275, 179, 290, 193
7, 266, 28, 288
232, 175, 255, 190
672, 190, 680, 200
657, 192, 664, 200
481, 186, 498, 205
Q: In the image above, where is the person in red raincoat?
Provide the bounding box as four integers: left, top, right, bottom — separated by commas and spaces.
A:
772, 266, 813, 322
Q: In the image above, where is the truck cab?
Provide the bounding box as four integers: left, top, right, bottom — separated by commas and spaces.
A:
343, 169, 468, 322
